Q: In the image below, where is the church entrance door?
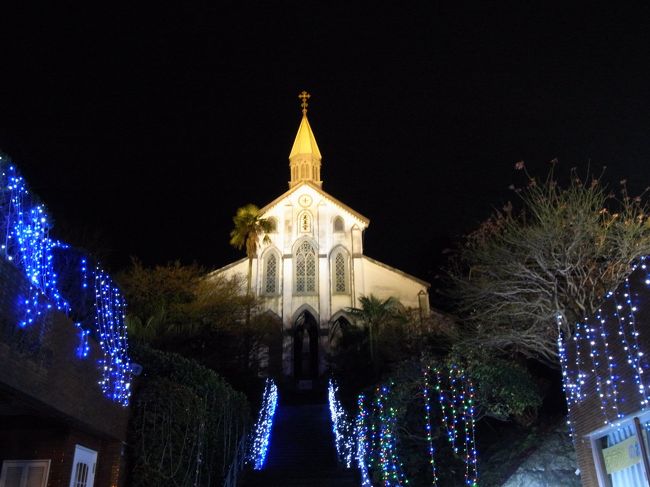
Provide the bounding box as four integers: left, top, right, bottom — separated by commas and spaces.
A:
293, 311, 319, 381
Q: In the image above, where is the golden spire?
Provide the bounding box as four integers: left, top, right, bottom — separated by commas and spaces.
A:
289, 91, 322, 188
299, 90, 310, 116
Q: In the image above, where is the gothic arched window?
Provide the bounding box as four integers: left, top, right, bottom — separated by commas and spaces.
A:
295, 241, 317, 294
331, 248, 349, 294
264, 252, 279, 295
333, 216, 344, 233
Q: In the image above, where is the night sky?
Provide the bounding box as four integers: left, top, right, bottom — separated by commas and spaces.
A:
0, 3, 649, 285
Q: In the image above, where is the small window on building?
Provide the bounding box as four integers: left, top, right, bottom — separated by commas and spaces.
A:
333, 216, 344, 233
0, 460, 50, 487
589, 415, 650, 485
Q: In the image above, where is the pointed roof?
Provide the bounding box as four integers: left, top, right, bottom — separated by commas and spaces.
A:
289, 114, 321, 160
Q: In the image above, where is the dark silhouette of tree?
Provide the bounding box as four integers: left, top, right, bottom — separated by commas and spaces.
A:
448, 164, 650, 365
347, 294, 406, 375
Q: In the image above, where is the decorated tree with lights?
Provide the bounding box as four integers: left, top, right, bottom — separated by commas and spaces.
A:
448, 163, 650, 366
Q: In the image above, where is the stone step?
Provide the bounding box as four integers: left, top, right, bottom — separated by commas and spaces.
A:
243, 470, 358, 487
240, 398, 358, 487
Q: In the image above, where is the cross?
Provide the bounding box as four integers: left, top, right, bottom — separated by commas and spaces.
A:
299, 90, 310, 115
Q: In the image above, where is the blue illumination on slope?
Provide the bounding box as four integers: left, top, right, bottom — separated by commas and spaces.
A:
247, 379, 278, 470
0, 154, 132, 405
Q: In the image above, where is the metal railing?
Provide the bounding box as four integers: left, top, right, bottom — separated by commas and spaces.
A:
223, 433, 247, 487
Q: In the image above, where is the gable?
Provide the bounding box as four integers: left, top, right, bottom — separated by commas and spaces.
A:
258, 182, 370, 230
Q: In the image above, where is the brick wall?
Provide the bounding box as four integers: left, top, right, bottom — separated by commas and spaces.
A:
566, 266, 650, 486
0, 418, 124, 487
0, 258, 130, 486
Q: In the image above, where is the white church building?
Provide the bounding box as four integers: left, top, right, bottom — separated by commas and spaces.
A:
214, 92, 429, 381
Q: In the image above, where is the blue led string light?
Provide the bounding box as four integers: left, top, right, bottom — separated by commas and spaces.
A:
247, 378, 278, 470
94, 266, 131, 405
75, 322, 90, 358
435, 366, 457, 453
423, 366, 439, 486
596, 306, 622, 423
328, 379, 355, 468
621, 274, 650, 406
329, 368, 479, 486
0, 156, 132, 405
557, 319, 578, 439
433, 366, 479, 486
376, 383, 408, 486
558, 256, 650, 434
584, 316, 610, 424
0, 163, 69, 326
355, 393, 372, 487
458, 366, 478, 486
75, 258, 91, 358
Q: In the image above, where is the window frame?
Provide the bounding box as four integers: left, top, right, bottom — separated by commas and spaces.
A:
330, 247, 350, 295
587, 409, 650, 486
294, 240, 318, 295
333, 216, 344, 233
262, 250, 281, 296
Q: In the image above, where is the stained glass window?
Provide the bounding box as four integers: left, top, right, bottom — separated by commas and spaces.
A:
295, 241, 316, 293
265, 254, 277, 294
334, 252, 347, 293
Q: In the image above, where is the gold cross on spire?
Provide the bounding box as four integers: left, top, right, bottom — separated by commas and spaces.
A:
299, 90, 311, 115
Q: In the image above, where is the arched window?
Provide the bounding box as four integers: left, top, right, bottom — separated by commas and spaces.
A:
331, 248, 349, 294
333, 216, 344, 233
295, 241, 317, 294
264, 253, 279, 295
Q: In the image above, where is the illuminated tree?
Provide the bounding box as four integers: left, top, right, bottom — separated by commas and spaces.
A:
448, 163, 650, 365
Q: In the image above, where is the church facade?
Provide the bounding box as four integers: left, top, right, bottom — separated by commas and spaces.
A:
215, 93, 429, 381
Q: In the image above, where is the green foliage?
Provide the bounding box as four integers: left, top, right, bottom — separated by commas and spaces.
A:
118, 260, 280, 393
348, 353, 541, 485
229, 204, 273, 256
345, 294, 407, 376
118, 259, 202, 328
452, 349, 542, 424
229, 204, 273, 296
127, 344, 249, 487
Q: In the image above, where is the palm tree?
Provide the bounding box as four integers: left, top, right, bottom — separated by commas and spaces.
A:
229, 204, 273, 297
229, 204, 273, 377
347, 294, 404, 374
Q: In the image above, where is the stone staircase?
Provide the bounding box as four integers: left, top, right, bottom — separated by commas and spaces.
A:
241, 389, 358, 486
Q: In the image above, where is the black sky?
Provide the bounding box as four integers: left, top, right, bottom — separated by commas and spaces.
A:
0, 2, 649, 284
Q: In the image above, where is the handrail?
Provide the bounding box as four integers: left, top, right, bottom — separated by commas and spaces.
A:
223, 433, 247, 487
